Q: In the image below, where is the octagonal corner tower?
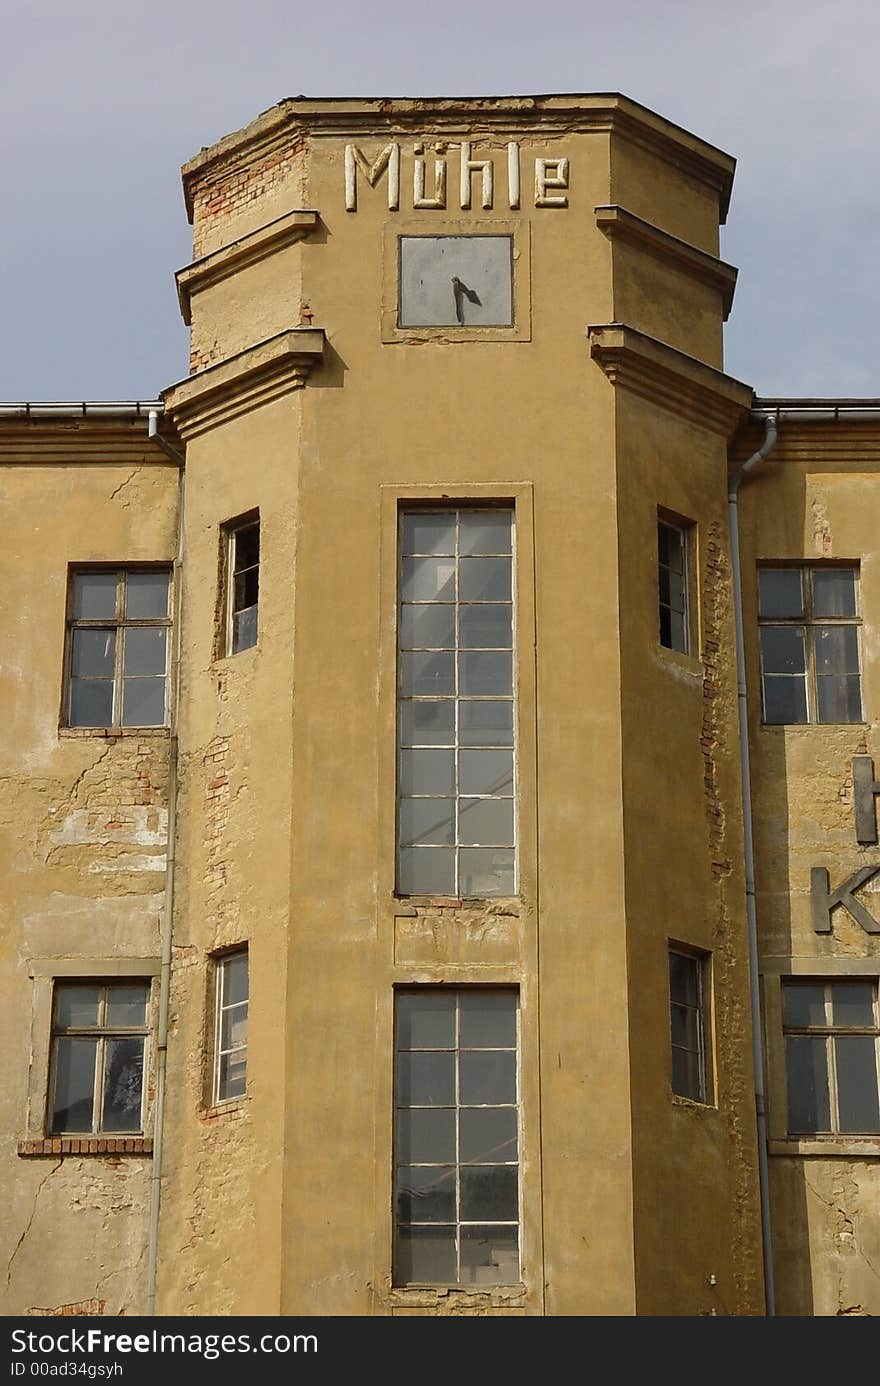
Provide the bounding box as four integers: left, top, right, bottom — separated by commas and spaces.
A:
155, 93, 762, 1316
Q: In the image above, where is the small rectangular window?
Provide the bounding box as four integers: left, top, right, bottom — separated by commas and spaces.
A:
397, 508, 516, 898
49, 981, 149, 1134
214, 950, 248, 1104
782, 979, 880, 1134
394, 987, 520, 1287
658, 518, 690, 654
65, 568, 171, 728
224, 516, 260, 655
669, 948, 710, 1103
758, 565, 862, 724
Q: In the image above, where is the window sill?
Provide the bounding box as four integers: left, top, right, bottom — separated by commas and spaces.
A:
656, 644, 702, 677
201, 1097, 249, 1120
758, 722, 869, 732
671, 1093, 717, 1112
18, 1137, 153, 1157
58, 727, 170, 739
769, 1137, 880, 1158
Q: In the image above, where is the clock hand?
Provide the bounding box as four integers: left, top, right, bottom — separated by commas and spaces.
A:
451, 276, 482, 324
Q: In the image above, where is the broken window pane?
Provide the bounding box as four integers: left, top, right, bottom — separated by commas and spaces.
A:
234, 522, 260, 572
459, 1226, 519, 1285
232, 604, 257, 654
101, 1037, 145, 1131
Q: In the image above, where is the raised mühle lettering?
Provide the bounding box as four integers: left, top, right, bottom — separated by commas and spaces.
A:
344, 140, 569, 211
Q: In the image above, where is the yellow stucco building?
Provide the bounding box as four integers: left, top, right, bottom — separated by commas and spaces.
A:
1, 93, 878, 1318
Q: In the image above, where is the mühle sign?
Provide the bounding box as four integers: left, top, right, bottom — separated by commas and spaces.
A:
344, 141, 570, 211
812, 755, 880, 934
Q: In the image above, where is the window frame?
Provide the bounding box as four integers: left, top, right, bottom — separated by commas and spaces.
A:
668, 945, 713, 1105
782, 978, 880, 1136
63, 565, 172, 730
212, 948, 249, 1107
221, 512, 260, 658
396, 505, 517, 900
657, 513, 693, 656
757, 563, 863, 725
47, 979, 150, 1136
393, 985, 521, 1289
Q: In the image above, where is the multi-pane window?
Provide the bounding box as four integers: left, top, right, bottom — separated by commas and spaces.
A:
758, 566, 862, 724
214, 950, 248, 1104
397, 508, 515, 898
49, 981, 149, 1134
225, 516, 260, 655
394, 989, 520, 1287
783, 980, 880, 1135
658, 519, 689, 654
669, 948, 709, 1103
65, 569, 171, 728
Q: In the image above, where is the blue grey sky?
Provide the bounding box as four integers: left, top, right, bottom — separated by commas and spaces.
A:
2, 0, 878, 401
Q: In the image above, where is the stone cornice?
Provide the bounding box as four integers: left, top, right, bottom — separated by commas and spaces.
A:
588, 323, 753, 436
181, 93, 735, 224
175, 210, 320, 325
163, 328, 325, 441
0, 417, 180, 466
595, 205, 738, 319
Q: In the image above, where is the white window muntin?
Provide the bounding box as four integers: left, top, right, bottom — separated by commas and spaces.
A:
397, 508, 516, 898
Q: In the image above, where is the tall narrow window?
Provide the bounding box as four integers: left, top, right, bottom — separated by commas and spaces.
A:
758, 565, 862, 724
214, 950, 248, 1104
658, 518, 690, 653
225, 516, 260, 655
394, 988, 520, 1287
669, 948, 710, 1103
397, 508, 515, 897
65, 568, 171, 728
783, 980, 880, 1134
49, 981, 149, 1134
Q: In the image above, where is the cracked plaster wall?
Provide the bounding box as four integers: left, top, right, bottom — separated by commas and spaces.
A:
0, 451, 178, 1314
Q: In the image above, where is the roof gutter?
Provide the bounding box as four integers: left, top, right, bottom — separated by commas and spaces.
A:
728, 414, 777, 1315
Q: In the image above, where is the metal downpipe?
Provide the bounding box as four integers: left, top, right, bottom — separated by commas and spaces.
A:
728, 413, 778, 1315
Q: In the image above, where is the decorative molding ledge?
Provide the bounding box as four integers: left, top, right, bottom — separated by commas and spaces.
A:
588, 322, 753, 435
0, 419, 179, 467
181, 93, 735, 223
19, 1137, 153, 1157
176, 209, 320, 325
163, 328, 326, 441
594, 205, 738, 319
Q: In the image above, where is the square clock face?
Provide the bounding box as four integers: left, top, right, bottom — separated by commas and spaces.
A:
398, 235, 513, 328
